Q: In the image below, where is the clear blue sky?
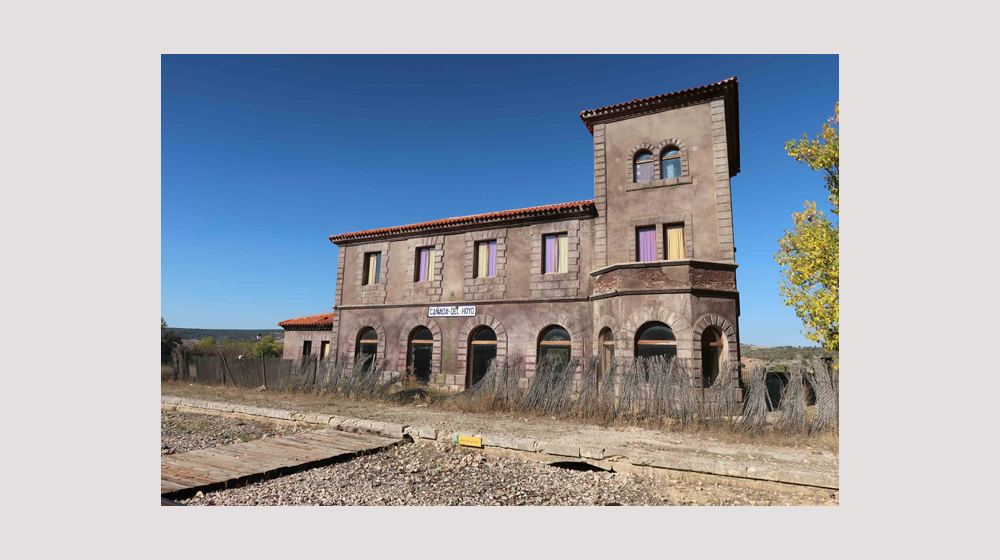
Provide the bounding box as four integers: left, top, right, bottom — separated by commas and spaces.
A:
162, 54, 838, 346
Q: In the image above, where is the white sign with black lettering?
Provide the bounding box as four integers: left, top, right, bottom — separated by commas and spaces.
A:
428, 305, 476, 318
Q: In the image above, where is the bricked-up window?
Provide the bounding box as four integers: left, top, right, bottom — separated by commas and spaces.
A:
362, 252, 381, 285
665, 224, 685, 260
356, 327, 378, 373
473, 240, 496, 278
302, 340, 312, 357
415, 247, 436, 282
634, 151, 654, 182
542, 233, 568, 273
320, 341, 330, 361
661, 148, 681, 179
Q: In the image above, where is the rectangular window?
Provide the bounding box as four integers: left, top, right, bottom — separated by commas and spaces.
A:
665, 225, 685, 260
320, 341, 330, 360
363, 252, 381, 285
302, 340, 312, 357
636, 226, 656, 262
474, 240, 496, 278
543, 233, 568, 273
415, 247, 436, 282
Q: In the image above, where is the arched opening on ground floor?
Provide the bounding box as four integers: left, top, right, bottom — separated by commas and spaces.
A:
407, 326, 434, 384
467, 326, 496, 388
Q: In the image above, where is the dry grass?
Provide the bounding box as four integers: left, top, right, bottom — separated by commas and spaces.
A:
165, 351, 838, 444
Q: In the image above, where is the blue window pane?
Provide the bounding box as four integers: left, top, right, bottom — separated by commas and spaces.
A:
661, 158, 681, 179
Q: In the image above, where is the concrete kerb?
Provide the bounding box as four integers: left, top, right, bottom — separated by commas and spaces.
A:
161, 395, 839, 491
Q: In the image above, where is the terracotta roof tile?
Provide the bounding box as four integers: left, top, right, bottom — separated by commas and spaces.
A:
278, 312, 334, 327
579, 77, 737, 133
329, 199, 595, 243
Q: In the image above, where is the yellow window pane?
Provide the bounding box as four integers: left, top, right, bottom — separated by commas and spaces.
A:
477, 242, 489, 278
667, 226, 685, 260
557, 234, 569, 273
427, 248, 435, 281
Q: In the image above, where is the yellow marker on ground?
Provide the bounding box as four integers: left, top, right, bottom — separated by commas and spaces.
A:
457, 435, 482, 448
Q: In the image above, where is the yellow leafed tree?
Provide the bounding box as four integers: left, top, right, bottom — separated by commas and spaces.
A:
775, 104, 839, 352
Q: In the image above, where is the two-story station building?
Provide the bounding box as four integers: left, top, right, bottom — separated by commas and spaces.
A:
280, 77, 742, 398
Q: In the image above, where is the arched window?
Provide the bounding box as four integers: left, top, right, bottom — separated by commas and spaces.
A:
599, 327, 615, 381
468, 326, 497, 388
660, 148, 681, 179
356, 327, 378, 372
407, 326, 434, 384
634, 151, 654, 182
701, 326, 725, 387
538, 326, 571, 371
635, 322, 677, 361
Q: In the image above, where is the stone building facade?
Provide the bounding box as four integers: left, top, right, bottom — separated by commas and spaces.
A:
280, 77, 742, 399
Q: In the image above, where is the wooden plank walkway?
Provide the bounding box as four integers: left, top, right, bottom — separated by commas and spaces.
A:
161, 429, 403, 500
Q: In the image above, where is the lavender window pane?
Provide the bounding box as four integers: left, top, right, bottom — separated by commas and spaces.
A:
488, 241, 497, 277
418, 248, 428, 281
544, 235, 557, 273
638, 227, 655, 262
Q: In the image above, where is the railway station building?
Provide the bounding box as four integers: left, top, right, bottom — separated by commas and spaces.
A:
280, 77, 743, 399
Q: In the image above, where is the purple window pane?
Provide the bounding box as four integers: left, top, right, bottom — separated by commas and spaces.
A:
544, 235, 557, 273
638, 227, 655, 262
418, 248, 429, 281
488, 241, 497, 277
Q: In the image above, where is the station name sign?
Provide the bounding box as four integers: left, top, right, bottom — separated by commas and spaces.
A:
428, 305, 476, 318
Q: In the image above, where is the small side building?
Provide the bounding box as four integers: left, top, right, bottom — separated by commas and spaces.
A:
278, 312, 334, 363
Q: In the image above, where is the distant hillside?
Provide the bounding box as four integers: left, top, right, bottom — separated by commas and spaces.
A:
740, 344, 837, 362
174, 328, 284, 343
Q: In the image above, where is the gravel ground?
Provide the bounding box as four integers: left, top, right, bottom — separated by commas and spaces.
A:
180, 441, 838, 506
161, 410, 313, 455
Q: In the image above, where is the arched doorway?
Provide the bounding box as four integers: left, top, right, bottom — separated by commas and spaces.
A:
356, 327, 378, 373
407, 326, 434, 384
701, 326, 725, 387
467, 326, 497, 388
538, 326, 572, 372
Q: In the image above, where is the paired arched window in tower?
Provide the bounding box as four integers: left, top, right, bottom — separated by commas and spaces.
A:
634, 146, 682, 182
661, 148, 681, 179
633, 151, 654, 182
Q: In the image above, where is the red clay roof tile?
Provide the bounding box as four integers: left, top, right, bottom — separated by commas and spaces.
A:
278, 312, 334, 327
579, 77, 737, 133
329, 199, 595, 243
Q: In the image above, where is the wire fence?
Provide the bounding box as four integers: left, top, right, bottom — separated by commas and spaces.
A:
163, 347, 838, 435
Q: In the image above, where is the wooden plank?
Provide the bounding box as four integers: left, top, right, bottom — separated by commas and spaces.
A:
162, 459, 244, 483
161, 479, 189, 493
164, 453, 263, 477
161, 426, 404, 498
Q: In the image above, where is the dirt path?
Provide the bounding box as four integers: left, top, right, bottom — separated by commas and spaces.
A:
162, 382, 839, 485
